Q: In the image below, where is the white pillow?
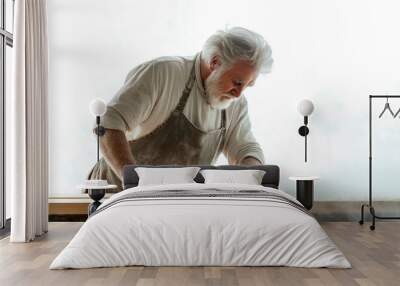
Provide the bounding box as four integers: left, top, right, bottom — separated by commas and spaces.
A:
135, 167, 201, 186
200, 169, 266, 185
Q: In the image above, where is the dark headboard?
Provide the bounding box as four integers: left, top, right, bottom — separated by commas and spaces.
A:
122, 165, 280, 189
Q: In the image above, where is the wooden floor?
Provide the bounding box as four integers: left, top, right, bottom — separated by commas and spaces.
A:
0, 222, 399, 286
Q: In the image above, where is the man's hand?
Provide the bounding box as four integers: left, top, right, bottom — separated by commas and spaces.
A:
239, 156, 262, 166
98, 128, 136, 179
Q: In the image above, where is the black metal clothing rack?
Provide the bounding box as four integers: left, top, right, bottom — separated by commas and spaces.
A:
359, 95, 400, 230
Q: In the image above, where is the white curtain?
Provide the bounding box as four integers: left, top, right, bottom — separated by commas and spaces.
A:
10, 0, 49, 242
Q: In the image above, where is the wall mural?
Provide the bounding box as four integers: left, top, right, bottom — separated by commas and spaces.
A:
48, 1, 400, 201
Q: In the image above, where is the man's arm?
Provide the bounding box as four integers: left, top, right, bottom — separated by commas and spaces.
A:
96, 61, 162, 178
99, 128, 136, 179
223, 97, 265, 165
239, 156, 262, 166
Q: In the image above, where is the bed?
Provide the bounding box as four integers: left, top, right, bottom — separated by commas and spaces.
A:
50, 165, 351, 269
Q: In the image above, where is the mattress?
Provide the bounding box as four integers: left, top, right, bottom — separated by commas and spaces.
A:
50, 183, 351, 269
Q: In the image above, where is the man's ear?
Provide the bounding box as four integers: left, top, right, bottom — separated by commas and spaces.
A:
210, 55, 221, 71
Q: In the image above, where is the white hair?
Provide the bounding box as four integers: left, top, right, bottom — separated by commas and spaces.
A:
202, 27, 273, 74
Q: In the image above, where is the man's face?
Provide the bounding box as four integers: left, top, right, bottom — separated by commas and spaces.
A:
205, 60, 257, 110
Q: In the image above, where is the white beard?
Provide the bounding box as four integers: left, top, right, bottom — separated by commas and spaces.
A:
205, 69, 238, 110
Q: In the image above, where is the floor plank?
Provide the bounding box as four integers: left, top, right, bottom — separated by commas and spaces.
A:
0, 222, 399, 286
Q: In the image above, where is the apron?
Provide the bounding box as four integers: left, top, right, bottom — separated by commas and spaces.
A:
87, 58, 226, 192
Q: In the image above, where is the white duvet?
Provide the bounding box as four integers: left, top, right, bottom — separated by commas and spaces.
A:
50, 183, 351, 269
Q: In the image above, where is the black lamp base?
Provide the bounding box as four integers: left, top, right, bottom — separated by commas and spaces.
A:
298, 126, 309, 136
88, 189, 106, 215
94, 125, 106, 136
296, 180, 314, 210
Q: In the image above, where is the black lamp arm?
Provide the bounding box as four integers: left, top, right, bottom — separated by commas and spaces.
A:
94, 116, 106, 136
94, 116, 106, 162
298, 115, 310, 162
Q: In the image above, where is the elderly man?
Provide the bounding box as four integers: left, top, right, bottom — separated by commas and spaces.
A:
88, 27, 273, 191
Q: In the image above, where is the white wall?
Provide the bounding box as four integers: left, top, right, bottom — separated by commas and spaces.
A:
47, 0, 400, 201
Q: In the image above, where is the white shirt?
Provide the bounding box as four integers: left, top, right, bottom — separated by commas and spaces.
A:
101, 54, 265, 164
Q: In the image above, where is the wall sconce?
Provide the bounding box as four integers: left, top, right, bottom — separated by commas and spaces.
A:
89, 98, 107, 162
297, 99, 315, 162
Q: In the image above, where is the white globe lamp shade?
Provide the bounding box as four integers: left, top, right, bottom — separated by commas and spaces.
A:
297, 99, 314, 116
89, 98, 107, 117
